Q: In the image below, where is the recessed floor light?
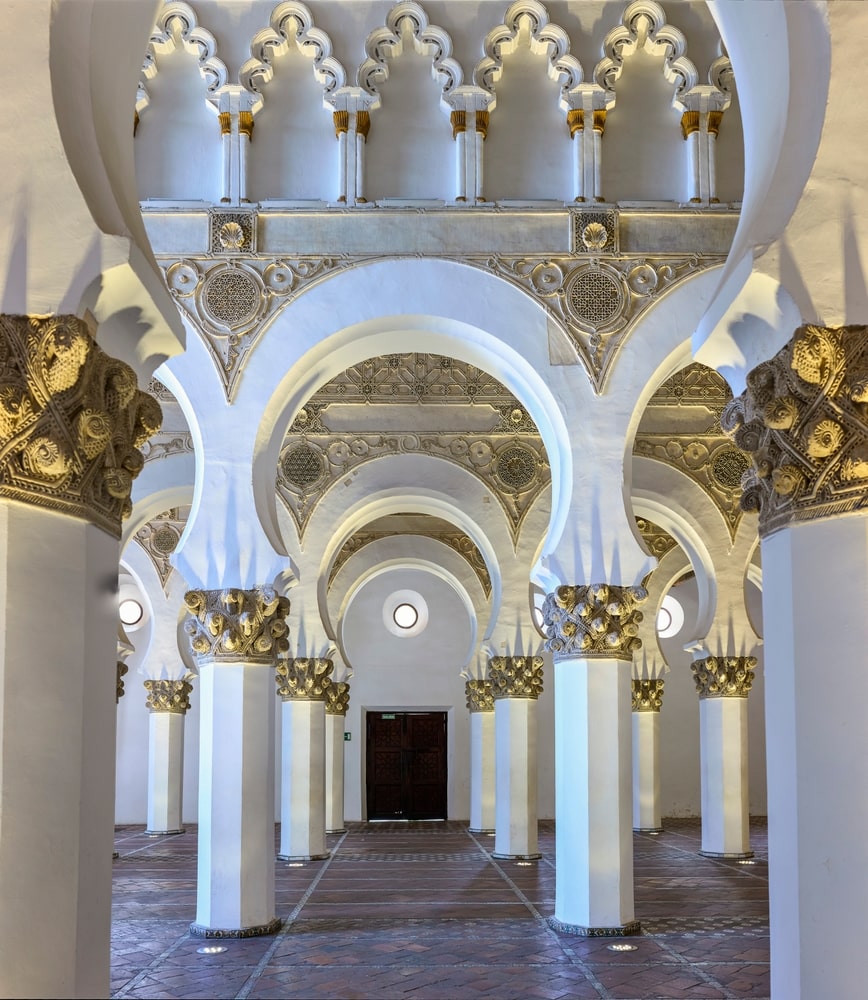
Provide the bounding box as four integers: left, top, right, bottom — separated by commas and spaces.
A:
286, 862, 305, 868
516, 861, 533, 867
737, 859, 757, 865
607, 943, 638, 952
647, 831, 660, 836
196, 945, 227, 955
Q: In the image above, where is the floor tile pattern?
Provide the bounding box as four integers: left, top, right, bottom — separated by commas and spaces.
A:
112, 819, 769, 999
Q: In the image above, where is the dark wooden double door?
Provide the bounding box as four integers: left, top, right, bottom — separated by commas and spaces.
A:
366, 711, 447, 820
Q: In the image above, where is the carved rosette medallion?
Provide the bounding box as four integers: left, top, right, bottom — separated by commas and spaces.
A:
722, 325, 868, 536
0, 315, 162, 536
631, 679, 664, 712
144, 679, 194, 714
543, 584, 646, 660
275, 657, 334, 701
488, 657, 544, 700
183, 587, 290, 664
324, 681, 351, 716
465, 679, 494, 713
691, 656, 756, 699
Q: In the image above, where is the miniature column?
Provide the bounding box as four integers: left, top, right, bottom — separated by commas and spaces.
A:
184, 586, 289, 937
276, 657, 332, 861
567, 109, 586, 202
446, 87, 493, 204
489, 656, 543, 859
543, 584, 646, 935
324, 681, 350, 834
143, 679, 193, 836
0, 314, 160, 997
330, 91, 376, 205
723, 324, 868, 998
632, 679, 664, 833
466, 679, 495, 834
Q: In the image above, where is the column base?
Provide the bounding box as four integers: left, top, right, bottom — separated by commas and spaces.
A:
699, 849, 754, 859
634, 827, 663, 834
491, 852, 542, 861
144, 828, 185, 837
326, 828, 346, 835
190, 917, 283, 939
548, 916, 641, 937
469, 828, 495, 834
278, 852, 331, 862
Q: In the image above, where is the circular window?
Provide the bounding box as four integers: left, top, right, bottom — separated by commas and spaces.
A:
119, 598, 144, 627
393, 603, 418, 629
657, 594, 685, 639
382, 589, 429, 638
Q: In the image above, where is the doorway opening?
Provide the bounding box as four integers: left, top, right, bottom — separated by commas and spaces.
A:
366, 711, 447, 820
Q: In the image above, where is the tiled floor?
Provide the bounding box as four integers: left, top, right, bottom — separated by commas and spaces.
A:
111, 818, 769, 999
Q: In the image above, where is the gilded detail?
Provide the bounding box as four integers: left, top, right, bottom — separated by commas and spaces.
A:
0, 315, 161, 536
144, 679, 193, 714
465, 679, 494, 713
275, 657, 334, 701
356, 110, 371, 140
543, 584, 646, 659
681, 110, 700, 139
567, 108, 584, 138
333, 110, 349, 136
691, 656, 756, 699
722, 325, 868, 536
592, 109, 607, 133
707, 110, 724, 137
488, 657, 544, 700
632, 679, 664, 712
238, 111, 254, 140
218, 111, 231, 136
116, 661, 129, 703
183, 587, 290, 664
450, 110, 466, 138
324, 680, 351, 716
475, 110, 489, 140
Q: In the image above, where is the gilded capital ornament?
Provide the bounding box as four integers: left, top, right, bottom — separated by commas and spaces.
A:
356, 111, 371, 140
691, 656, 756, 699
238, 111, 254, 141
465, 679, 494, 713
488, 657, 544, 700
116, 661, 129, 703
144, 679, 193, 714
543, 584, 646, 660
631, 679, 664, 712
722, 325, 868, 537
680, 110, 700, 139
276, 657, 333, 701
450, 110, 466, 138
324, 680, 350, 716
183, 586, 290, 664
567, 108, 583, 138
0, 315, 161, 536
333, 110, 349, 137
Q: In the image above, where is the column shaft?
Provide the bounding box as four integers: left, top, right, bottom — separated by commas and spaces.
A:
146, 711, 186, 835
699, 697, 750, 857
469, 711, 496, 833
279, 700, 328, 860
493, 698, 539, 859
632, 710, 662, 832
325, 713, 346, 834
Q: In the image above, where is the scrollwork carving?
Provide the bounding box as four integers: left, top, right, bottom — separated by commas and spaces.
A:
275, 657, 334, 700
116, 662, 129, 703
465, 678, 494, 712
144, 679, 194, 714
488, 656, 544, 700
631, 678, 664, 712
324, 680, 350, 716
691, 656, 755, 699
183, 586, 290, 664
543, 584, 646, 660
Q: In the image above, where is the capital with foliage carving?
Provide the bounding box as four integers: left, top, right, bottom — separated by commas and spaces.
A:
632, 679, 664, 712
0, 315, 162, 536
543, 584, 646, 659
722, 324, 868, 537
144, 679, 193, 714
465, 679, 494, 713
276, 657, 334, 701
691, 656, 756, 699
183, 587, 290, 664
116, 662, 129, 703
324, 680, 351, 716
488, 657, 544, 700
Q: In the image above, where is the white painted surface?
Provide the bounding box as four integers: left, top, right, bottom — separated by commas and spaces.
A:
494, 697, 539, 859
146, 711, 185, 834
278, 699, 327, 859
325, 712, 347, 833
699, 697, 750, 856
632, 711, 662, 831
469, 710, 495, 832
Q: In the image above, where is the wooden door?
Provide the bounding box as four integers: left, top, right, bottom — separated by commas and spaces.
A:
366, 711, 447, 820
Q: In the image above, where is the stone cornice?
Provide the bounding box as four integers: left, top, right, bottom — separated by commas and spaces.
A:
691, 656, 756, 699
488, 656, 544, 700
183, 587, 290, 664
543, 584, 646, 660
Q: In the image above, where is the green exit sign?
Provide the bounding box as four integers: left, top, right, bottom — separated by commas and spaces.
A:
382, 713, 396, 719
344, 732, 352, 741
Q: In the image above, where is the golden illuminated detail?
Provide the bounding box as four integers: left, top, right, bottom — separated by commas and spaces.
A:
543, 584, 646, 659
450, 110, 466, 139
707, 111, 724, 137
592, 110, 607, 134
144, 679, 193, 714
488, 657, 544, 700
324, 681, 351, 716
681, 110, 700, 139
465, 679, 494, 712
567, 109, 584, 138
356, 111, 371, 140
632, 679, 664, 712
218, 111, 231, 136
691, 656, 756, 698
476, 110, 489, 140
238, 111, 254, 141
276, 657, 333, 701
333, 110, 349, 137
184, 587, 290, 664
116, 662, 129, 703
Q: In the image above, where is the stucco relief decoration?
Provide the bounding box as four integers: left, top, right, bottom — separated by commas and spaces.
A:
543, 584, 647, 659
275, 656, 334, 700
488, 656, 544, 700
631, 678, 664, 712
116, 661, 129, 702
722, 325, 868, 537
635, 517, 678, 560
691, 655, 755, 699
465, 678, 494, 712
324, 680, 351, 716
134, 506, 190, 591
144, 679, 194, 714
0, 315, 161, 536
183, 586, 290, 664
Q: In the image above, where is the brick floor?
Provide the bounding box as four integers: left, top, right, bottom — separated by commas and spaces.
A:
111, 818, 769, 999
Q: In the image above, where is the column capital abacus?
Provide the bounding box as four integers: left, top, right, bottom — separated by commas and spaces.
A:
183, 586, 290, 665
691, 656, 756, 699
0, 314, 161, 537
488, 656, 544, 700
722, 324, 868, 537
144, 679, 193, 714
632, 678, 664, 712
543, 584, 646, 660
465, 678, 494, 712
276, 657, 334, 701
324, 680, 350, 716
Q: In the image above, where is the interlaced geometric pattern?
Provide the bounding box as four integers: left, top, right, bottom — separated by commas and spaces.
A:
281, 443, 323, 488
203, 271, 258, 326
711, 448, 750, 489
152, 526, 179, 554
495, 446, 537, 490
567, 269, 622, 326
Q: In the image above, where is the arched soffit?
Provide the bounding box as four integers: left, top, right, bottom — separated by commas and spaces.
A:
125, 480, 194, 550
594, 0, 698, 112
245, 257, 575, 574
472, 0, 583, 111
358, 1, 462, 111
240, 2, 347, 112
138, 1, 228, 116
641, 544, 692, 664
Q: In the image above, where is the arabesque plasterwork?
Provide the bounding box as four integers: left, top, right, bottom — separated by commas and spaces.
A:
275, 657, 334, 701
488, 656, 544, 700
691, 655, 756, 699
144, 679, 194, 714
543, 584, 646, 660
183, 586, 290, 664
635, 517, 678, 560
324, 681, 351, 716
465, 678, 494, 712
722, 325, 868, 537
134, 506, 190, 591
631, 678, 664, 712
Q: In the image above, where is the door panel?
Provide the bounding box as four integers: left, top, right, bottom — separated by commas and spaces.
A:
366, 711, 447, 820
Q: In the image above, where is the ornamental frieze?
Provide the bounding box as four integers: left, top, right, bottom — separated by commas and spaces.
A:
144, 679, 193, 714
133, 506, 190, 591
183, 586, 290, 664
465, 678, 494, 712
543, 584, 646, 660
324, 680, 351, 716
275, 657, 334, 701
488, 656, 544, 700
631, 678, 664, 712
0, 315, 162, 536
691, 655, 756, 699
722, 324, 868, 537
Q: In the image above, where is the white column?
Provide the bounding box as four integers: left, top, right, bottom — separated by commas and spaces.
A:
219, 112, 232, 204
144, 681, 192, 836
469, 711, 496, 833
473, 111, 487, 202
239, 112, 253, 204
631, 679, 663, 832
278, 699, 328, 860
592, 113, 605, 202
325, 711, 347, 833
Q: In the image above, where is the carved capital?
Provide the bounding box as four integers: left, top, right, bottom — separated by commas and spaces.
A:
356, 110, 371, 140
681, 110, 700, 139
116, 661, 129, 703
218, 111, 231, 136
324, 680, 350, 716
567, 108, 584, 138
488, 657, 544, 700
691, 656, 756, 699
465, 679, 494, 713
333, 110, 349, 137
183, 587, 290, 664
276, 657, 333, 701
144, 679, 193, 714
238, 111, 254, 141
707, 110, 724, 137
476, 110, 489, 140
722, 325, 868, 537
632, 679, 664, 712
592, 109, 606, 134
450, 109, 466, 138
543, 584, 646, 660
0, 315, 161, 536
